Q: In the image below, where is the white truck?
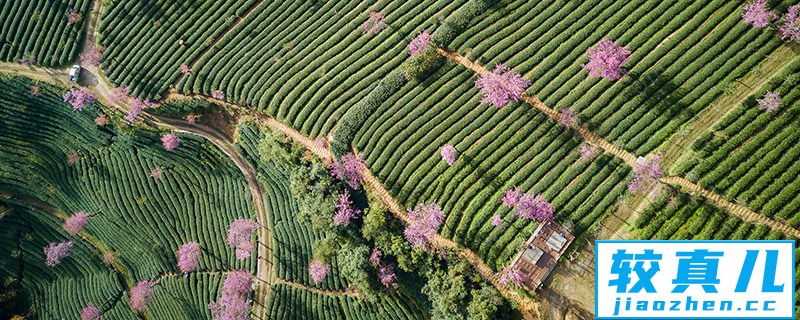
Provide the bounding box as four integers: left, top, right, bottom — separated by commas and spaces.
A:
69, 65, 81, 82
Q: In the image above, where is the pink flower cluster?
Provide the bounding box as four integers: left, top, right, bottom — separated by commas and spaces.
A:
408, 30, 431, 56
208, 270, 253, 320
580, 145, 597, 160
308, 259, 330, 284
95, 114, 108, 126
130, 281, 154, 312
211, 90, 225, 100
475, 63, 532, 108
331, 152, 365, 189
404, 202, 445, 249
559, 108, 578, 127
80, 43, 105, 67
44, 241, 74, 267
81, 302, 101, 320
176, 241, 201, 273
757, 91, 781, 112
501, 187, 554, 222
63, 87, 97, 111
378, 264, 398, 289
491, 214, 502, 227
742, 0, 777, 28
362, 12, 389, 35
369, 248, 382, 267
497, 267, 523, 287
440, 144, 456, 166
333, 190, 361, 226
149, 167, 164, 180
582, 39, 631, 81
226, 218, 258, 260
64, 211, 89, 235
780, 5, 800, 42
628, 154, 663, 194
179, 64, 191, 74
66, 9, 81, 25
108, 86, 130, 105
161, 133, 181, 151
126, 98, 152, 122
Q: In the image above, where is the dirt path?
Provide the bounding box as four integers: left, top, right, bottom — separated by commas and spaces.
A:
661, 45, 799, 168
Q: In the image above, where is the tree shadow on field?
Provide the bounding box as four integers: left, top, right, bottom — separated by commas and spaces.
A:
201, 246, 231, 270
460, 152, 503, 194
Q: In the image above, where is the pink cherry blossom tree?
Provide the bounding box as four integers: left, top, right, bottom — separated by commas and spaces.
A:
130, 281, 154, 312
67, 152, 81, 165
226, 218, 257, 260
81, 302, 101, 320
331, 152, 365, 189
176, 242, 201, 273
44, 241, 74, 267
362, 12, 389, 35
161, 133, 181, 151
580, 145, 597, 160
757, 91, 781, 111
780, 5, 800, 42
475, 63, 532, 108
742, 0, 777, 28
108, 86, 130, 105
64, 88, 97, 111
628, 154, 663, 194
66, 9, 82, 25
186, 114, 199, 124
333, 190, 361, 226
502, 187, 553, 222
149, 167, 164, 180
30, 84, 41, 96
378, 264, 398, 289
208, 270, 253, 320
308, 259, 330, 284
369, 248, 382, 267
404, 202, 445, 249
497, 267, 523, 287
408, 30, 431, 56
179, 64, 191, 74
559, 108, 578, 127
64, 211, 89, 235
211, 90, 225, 100
491, 214, 502, 227
80, 43, 105, 67
103, 251, 116, 265
582, 39, 631, 81
440, 145, 456, 166
95, 114, 108, 126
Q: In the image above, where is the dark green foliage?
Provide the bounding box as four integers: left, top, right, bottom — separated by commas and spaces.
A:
422, 256, 507, 320
0, 0, 91, 66
402, 47, 444, 81
149, 98, 214, 118
337, 244, 378, 299
431, 0, 494, 47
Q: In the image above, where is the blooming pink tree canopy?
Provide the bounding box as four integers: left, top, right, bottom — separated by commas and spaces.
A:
369, 248, 382, 267
757, 91, 781, 111
130, 281, 154, 312
378, 264, 398, 289
211, 90, 225, 100
408, 30, 431, 56
491, 214, 502, 227
475, 63, 532, 108
30, 84, 41, 96
559, 108, 578, 127
502, 187, 553, 222
95, 114, 108, 126
44, 241, 74, 267
497, 267, 523, 287
742, 0, 777, 28
780, 5, 800, 42
581, 39, 631, 81
67, 152, 81, 165
81, 302, 101, 320
64, 87, 97, 111
333, 190, 361, 226
186, 114, 199, 124
404, 202, 445, 249
108, 86, 130, 105
308, 259, 330, 284
628, 154, 663, 194
208, 270, 253, 320
64, 211, 89, 235
161, 133, 181, 151
226, 218, 257, 260
331, 152, 365, 189
176, 242, 201, 273
362, 12, 389, 35
80, 43, 105, 67
66, 9, 81, 25
179, 64, 191, 74
580, 145, 597, 160
149, 167, 164, 180
440, 144, 456, 166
